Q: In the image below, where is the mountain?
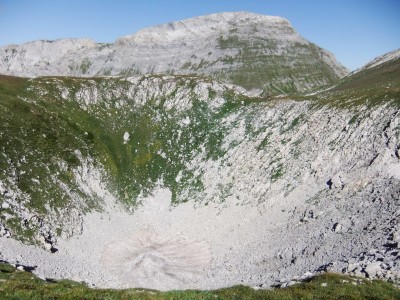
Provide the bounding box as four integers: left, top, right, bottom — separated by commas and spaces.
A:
329, 48, 400, 98
357, 48, 400, 72
0, 12, 347, 94
0, 47, 399, 289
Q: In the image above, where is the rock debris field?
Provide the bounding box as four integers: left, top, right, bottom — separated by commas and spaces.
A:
1, 181, 399, 290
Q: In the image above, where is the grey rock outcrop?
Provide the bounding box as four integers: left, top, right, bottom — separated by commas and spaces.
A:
0, 12, 347, 94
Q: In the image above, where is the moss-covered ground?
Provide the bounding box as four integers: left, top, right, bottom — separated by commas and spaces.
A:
0, 263, 399, 299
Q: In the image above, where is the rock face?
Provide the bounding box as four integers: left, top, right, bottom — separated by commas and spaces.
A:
0, 12, 347, 94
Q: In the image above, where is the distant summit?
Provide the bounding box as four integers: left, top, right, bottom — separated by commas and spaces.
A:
116, 12, 293, 45
0, 12, 348, 94
356, 48, 400, 72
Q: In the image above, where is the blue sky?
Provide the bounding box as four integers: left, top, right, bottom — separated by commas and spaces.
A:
0, 0, 399, 70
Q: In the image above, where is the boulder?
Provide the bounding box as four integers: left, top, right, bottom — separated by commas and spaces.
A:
364, 262, 382, 278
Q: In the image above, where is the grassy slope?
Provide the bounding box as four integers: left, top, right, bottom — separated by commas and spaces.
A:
187, 34, 344, 95
0, 75, 256, 241
316, 56, 400, 108
0, 263, 399, 300
0, 76, 101, 241
26, 76, 249, 203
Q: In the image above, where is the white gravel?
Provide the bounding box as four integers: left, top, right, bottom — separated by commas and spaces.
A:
1, 174, 399, 291
0, 185, 308, 290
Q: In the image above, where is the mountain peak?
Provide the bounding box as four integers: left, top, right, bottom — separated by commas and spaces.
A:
117, 11, 296, 45
0, 12, 347, 94
187, 11, 289, 23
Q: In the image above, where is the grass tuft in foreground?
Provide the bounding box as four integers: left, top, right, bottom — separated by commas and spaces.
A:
0, 263, 399, 299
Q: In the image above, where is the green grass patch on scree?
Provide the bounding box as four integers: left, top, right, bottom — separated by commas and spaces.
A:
0, 76, 100, 242
1, 74, 250, 242
0, 262, 399, 299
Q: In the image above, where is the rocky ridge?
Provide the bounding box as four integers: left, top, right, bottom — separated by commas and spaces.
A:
358, 48, 400, 72
0, 12, 347, 94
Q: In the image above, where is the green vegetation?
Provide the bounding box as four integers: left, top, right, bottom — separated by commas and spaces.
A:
271, 165, 284, 181
279, 114, 304, 134
0, 263, 399, 299
256, 135, 270, 151
316, 57, 400, 108
215, 36, 342, 95
0, 76, 100, 242
79, 58, 92, 74
0, 75, 250, 240
217, 35, 248, 50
